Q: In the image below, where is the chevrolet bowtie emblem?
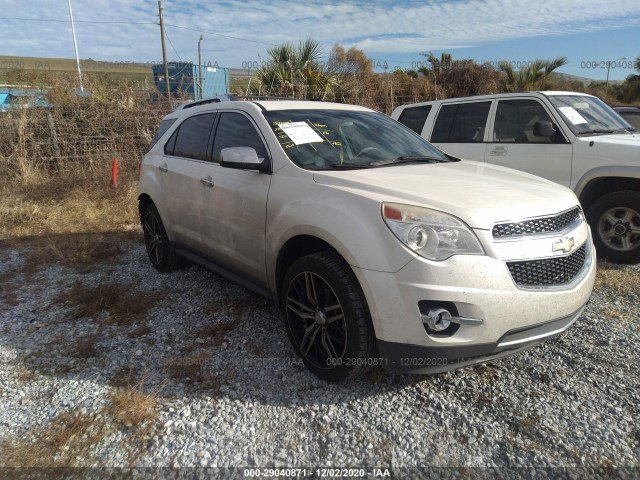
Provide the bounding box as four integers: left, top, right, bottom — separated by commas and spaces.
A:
552, 236, 575, 254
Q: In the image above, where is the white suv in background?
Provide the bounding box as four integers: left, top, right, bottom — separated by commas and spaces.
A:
139, 97, 595, 382
392, 92, 640, 264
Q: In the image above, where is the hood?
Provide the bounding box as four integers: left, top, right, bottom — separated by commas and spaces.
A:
577, 132, 640, 147
313, 161, 579, 230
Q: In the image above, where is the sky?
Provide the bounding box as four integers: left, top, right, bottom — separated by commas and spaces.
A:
0, 0, 638, 81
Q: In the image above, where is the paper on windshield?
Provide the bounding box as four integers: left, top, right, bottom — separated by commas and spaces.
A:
278, 122, 324, 145
558, 106, 588, 125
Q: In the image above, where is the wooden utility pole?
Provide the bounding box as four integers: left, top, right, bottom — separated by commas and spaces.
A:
158, 0, 171, 107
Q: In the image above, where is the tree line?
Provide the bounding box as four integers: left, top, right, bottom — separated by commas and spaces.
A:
245, 39, 640, 113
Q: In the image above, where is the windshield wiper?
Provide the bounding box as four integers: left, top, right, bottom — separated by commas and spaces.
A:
576, 128, 630, 135
371, 155, 448, 166
325, 163, 374, 169
324, 155, 448, 170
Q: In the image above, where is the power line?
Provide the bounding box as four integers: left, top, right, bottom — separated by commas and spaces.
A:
164, 23, 276, 46
164, 28, 183, 62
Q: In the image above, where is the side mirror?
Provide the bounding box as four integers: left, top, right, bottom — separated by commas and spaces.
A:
533, 121, 556, 138
219, 147, 269, 173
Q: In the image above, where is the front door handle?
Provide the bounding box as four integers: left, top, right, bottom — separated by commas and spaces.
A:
158, 163, 168, 173
200, 176, 214, 188
490, 146, 508, 157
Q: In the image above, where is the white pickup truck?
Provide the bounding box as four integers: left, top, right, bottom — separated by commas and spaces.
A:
392, 92, 640, 264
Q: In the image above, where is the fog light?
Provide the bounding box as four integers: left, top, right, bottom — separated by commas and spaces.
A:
422, 308, 452, 332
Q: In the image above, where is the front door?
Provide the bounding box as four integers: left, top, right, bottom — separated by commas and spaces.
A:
484, 98, 572, 186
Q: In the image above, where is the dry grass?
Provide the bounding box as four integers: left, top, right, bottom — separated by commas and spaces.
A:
0, 173, 140, 240
15, 365, 37, 383
167, 351, 212, 384
17, 234, 128, 276
56, 281, 159, 325
0, 410, 105, 467
195, 319, 241, 347
128, 323, 152, 338
595, 262, 640, 297
73, 333, 99, 359
108, 383, 160, 429
0, 271, 20, 307
0, 378, 161, 467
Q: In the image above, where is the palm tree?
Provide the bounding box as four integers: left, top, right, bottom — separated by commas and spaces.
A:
499, 57, 567, 92
254, 39, 336, 99
621, 56, 640, 102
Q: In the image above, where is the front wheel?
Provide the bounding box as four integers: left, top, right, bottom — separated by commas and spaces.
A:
281, 252, 374, 382
586, 191, 640, 264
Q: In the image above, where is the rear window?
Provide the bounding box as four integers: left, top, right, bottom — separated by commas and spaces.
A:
149, 118, 176, 150
397, 105, 432, 134
431, 102, 491, 143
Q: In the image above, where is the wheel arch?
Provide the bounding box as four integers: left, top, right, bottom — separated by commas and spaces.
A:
275, 235, 346, 306
275, 235, 380, 356
138, 193, 154, 223
578, 175, 640, 213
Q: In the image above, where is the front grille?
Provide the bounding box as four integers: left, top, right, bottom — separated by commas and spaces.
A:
507, 244, 587, 287
493, 207, 582, 238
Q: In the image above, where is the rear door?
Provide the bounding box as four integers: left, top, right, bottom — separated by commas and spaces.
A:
484, 98, 572, 186
197, 111, 272, 284
161, 113, 216, 249
429, 101, 492, 161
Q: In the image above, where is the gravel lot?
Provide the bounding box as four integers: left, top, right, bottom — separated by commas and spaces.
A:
0, 233, 638, 475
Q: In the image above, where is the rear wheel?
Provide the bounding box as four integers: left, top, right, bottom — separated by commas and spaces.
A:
281, 252, 374, 382
586, 191, 640, 264
142, 204, 184, 272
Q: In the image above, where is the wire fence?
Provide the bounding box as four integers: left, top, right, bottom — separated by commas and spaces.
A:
0, 64, 615, 180
0, 88, 172, 178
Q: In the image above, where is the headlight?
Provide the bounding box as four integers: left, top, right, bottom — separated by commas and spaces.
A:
382, 202, 485, 261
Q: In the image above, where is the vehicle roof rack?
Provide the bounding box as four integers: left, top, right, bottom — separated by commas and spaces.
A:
176, 94, 304, 111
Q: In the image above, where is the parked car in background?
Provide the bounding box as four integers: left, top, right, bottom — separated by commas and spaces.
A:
139, 96, 595, 381
614, 106, 640, 131
392, 92, 640, 264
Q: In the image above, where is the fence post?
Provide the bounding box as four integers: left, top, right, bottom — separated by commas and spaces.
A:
46, 111, 61, 170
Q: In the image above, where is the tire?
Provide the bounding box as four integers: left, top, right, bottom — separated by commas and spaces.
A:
586, 190, 640, 264
281, 252, 374, 382
141, 204, 184, 272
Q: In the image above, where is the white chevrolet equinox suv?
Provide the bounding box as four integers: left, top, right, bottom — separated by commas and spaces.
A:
138, 97, 596, 382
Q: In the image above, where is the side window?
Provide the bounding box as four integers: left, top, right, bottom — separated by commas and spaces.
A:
494, 99, 564, 143
398, 105, 432, 134
212, 112, 269, 162
431, 102, 491, 143
149, 118, 176, 151
167, 113, 215, 160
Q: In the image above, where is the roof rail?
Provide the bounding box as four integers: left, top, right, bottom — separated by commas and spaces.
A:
175, 94, 303, 111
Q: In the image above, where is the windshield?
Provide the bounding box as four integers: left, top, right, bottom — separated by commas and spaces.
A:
263, 109, 450, 170
548, 95, 633, 135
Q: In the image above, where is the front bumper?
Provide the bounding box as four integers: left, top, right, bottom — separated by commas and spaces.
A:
351, 237, 596, 373
377, 304, 585, 374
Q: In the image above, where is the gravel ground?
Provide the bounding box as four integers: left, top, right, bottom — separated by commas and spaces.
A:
0, 233, 638, 475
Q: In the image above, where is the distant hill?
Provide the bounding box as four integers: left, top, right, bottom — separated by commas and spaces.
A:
0, 55, 153, 84
551, 71, 624, 86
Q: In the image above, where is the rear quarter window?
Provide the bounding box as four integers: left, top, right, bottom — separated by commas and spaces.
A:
149, 118, 176, 150
397, 105, 432, 134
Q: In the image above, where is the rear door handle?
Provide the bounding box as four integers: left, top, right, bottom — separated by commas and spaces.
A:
158, 163, 168, 173
200, 176, 214, 188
